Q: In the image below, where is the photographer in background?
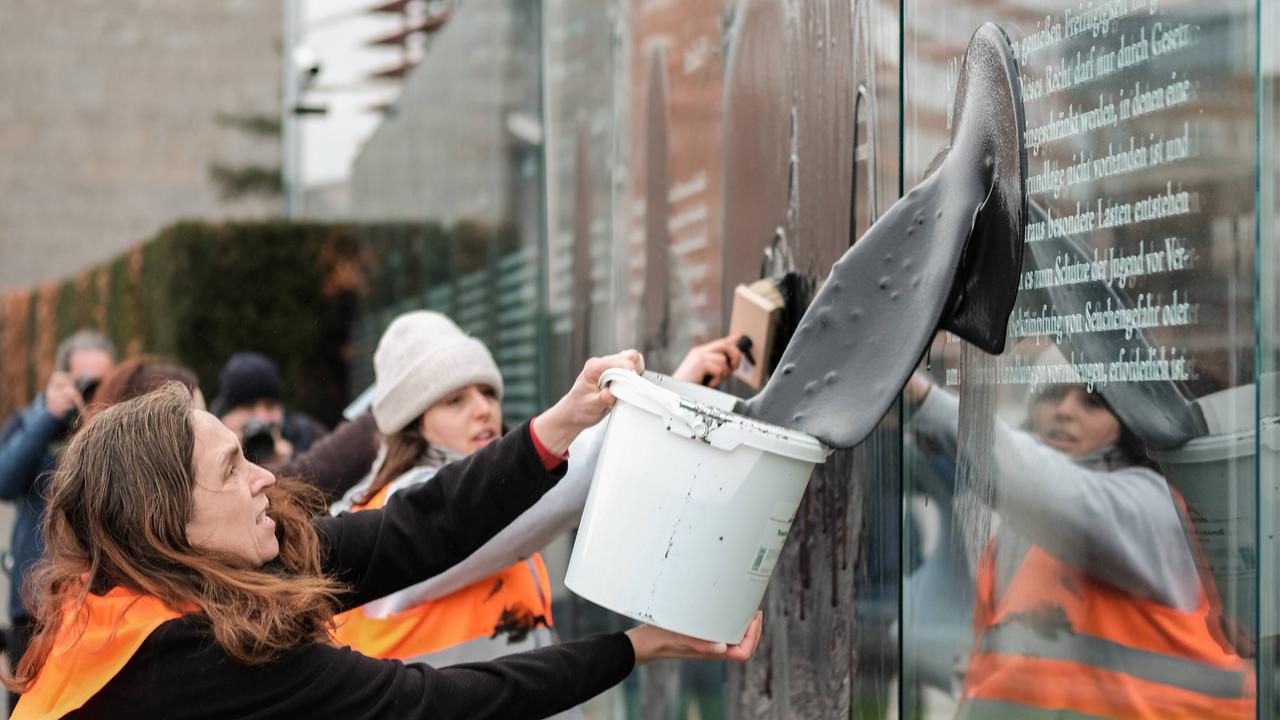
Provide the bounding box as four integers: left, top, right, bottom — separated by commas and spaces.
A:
211, 351, 328, 468
0, 329, 115, 708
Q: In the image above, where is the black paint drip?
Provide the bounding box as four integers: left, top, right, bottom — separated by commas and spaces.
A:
491, 606, 549, 644
740, 24, 1028, 449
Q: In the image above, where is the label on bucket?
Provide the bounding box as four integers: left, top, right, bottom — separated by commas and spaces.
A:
747, 503, 797, 580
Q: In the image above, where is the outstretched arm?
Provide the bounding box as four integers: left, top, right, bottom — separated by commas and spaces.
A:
365, 422, 607, 613
118, 608, 762, 719
910, 378, 1201, 610
318, 352, 643, 610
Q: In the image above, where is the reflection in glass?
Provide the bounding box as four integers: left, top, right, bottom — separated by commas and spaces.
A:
903, 0, 1262, 716
909, 363, 1254, 718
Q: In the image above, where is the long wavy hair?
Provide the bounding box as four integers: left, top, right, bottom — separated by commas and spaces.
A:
4, 384, 343, 692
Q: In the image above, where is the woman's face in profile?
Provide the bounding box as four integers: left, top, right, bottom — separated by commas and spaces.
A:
1039, 387, 1121, 459
186, 410, 281, 566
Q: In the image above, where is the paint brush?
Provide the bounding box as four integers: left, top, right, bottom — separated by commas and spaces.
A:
727, 277, 788, 388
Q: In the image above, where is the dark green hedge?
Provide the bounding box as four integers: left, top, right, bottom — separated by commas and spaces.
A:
0, 219, 520, 426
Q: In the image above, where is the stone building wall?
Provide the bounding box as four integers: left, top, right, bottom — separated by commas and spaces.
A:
0, 0, 282, 289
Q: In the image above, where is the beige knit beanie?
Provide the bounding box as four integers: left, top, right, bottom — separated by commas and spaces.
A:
371, 311, 504, 434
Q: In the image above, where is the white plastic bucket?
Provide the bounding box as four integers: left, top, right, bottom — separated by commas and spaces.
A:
1152, 377, 1280, 636
565, 369, 831, 643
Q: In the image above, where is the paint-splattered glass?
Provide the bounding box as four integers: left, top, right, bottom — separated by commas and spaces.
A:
902, 0, 1272, 717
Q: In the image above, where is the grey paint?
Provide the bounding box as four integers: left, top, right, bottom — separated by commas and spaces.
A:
741, 24, 1028, 450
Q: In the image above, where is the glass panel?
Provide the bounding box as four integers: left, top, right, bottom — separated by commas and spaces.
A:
539, 0, 636, 716
545, 0, 904, 716
543, 0, 619, 389
902, 1, 1260, 718
591, 2, 733, 715
1258, 0, 1279, 712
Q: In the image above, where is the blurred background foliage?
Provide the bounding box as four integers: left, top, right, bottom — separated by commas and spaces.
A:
0, 220, 521, 427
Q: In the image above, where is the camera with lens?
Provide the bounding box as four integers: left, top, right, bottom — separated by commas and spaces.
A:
241, 418, 279, 465
74, 376, 101, 403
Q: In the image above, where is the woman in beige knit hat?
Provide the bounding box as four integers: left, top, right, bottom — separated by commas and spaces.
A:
329, 311, 560, 671
329, 312, 749, 690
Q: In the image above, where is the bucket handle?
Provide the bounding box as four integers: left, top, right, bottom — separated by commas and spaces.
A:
599, 368, 711, 440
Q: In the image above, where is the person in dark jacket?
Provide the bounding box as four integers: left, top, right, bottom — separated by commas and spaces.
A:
0, 330, 115, 710
5, 352, 762, 719
210, 351, 329, 467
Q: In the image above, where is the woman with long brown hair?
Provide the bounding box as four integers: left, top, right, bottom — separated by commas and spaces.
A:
6, 351, 762, 719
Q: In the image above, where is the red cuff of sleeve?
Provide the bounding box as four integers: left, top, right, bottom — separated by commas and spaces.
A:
528, 416, 568, 470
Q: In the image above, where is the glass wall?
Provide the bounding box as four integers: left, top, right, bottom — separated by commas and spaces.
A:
902, 0, 1271, 717
1258, 0, 1279, 710
342, 0, 1276, 716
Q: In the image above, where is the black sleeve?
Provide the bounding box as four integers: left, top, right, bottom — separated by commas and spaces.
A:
80, 617, 635, 720
276, 413, 379, 501
316, 421, 566, 610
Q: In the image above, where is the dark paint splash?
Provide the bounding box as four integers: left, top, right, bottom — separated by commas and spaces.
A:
742, 23, 1028, 449
491, 606, 549, 644
485, 577, 505, 600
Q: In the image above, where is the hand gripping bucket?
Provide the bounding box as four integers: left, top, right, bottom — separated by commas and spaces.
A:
565, 369, 831, 642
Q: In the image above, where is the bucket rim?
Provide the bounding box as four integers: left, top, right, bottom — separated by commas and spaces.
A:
1151, 416, 1280, 463
601, 369, 831, 463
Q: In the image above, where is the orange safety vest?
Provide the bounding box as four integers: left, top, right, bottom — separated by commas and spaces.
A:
960, 533, 1255, 719
12, 587, 181, 720
332, 482, 554, 661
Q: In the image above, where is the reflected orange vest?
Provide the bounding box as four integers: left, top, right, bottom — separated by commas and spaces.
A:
12, 587, 181, 720
332, 482, 554, 661
961, 533, 1255, 719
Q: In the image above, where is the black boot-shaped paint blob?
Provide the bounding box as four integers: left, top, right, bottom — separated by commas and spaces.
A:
740, 23, 1027, 449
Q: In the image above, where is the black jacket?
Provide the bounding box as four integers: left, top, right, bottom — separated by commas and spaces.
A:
70, 422, 634, 719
